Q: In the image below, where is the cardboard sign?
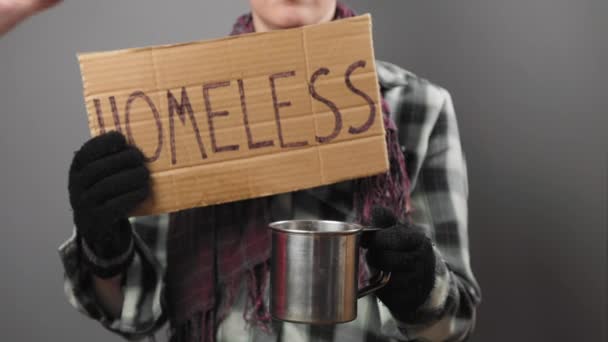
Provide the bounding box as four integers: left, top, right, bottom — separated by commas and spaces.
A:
77, 14, 388, 216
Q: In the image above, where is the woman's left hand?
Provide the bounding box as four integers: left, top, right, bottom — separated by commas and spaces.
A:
362, 207, 437, 321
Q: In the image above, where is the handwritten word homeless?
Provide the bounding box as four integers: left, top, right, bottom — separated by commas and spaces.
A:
92, 61, 375, 163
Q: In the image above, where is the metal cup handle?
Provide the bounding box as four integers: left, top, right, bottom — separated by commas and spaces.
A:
358, 269, 391, 298
358, 226, 391, 298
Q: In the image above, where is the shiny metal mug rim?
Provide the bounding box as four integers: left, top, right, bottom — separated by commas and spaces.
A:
269, 219, 381, 235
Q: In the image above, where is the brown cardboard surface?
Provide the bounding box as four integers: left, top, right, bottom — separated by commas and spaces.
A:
77, 14, 388, 216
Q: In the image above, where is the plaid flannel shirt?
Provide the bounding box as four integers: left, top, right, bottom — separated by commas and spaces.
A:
59, 60, 481, 342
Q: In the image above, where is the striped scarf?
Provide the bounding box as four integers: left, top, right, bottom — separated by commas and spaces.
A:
166, 3, 410, 341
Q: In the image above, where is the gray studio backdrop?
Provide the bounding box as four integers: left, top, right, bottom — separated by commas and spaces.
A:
0, 1, 605, 341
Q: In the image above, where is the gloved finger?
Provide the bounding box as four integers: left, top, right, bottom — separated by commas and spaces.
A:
70, 131, 128, 171
75, 146, 146, 189
366, 249, 420, 272
80, 166, 149, 207
96, 186, 150, 218
80, 218, 133, 256
368, 226, 428, 251
363, 206, 399, 248
376, 269, 436, 313
367, 239, 434, 271
371, 206, 397, 229
360, 230, 374, 248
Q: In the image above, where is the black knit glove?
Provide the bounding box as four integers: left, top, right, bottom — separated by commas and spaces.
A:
362, 207, 436, 321
68, 131, 150, 278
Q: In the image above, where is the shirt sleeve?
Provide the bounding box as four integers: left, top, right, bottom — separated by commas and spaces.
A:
379, 78, 482, 341
58, 215, 169, 340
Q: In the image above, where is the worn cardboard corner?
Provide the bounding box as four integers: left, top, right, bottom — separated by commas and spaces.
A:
77, 14, 388, 216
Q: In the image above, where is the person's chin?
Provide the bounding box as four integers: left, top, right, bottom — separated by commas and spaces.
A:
275, 19, 308, 29
273, 9, 315, 28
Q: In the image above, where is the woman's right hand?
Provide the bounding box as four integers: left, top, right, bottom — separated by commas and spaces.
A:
0, 0, 62, 36
68, 131, 150, 278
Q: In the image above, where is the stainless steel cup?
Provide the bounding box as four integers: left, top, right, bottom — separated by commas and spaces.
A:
269, 220, 391, 324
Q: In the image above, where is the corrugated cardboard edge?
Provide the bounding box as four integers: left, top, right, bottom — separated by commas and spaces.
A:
77, 15, 372, 60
